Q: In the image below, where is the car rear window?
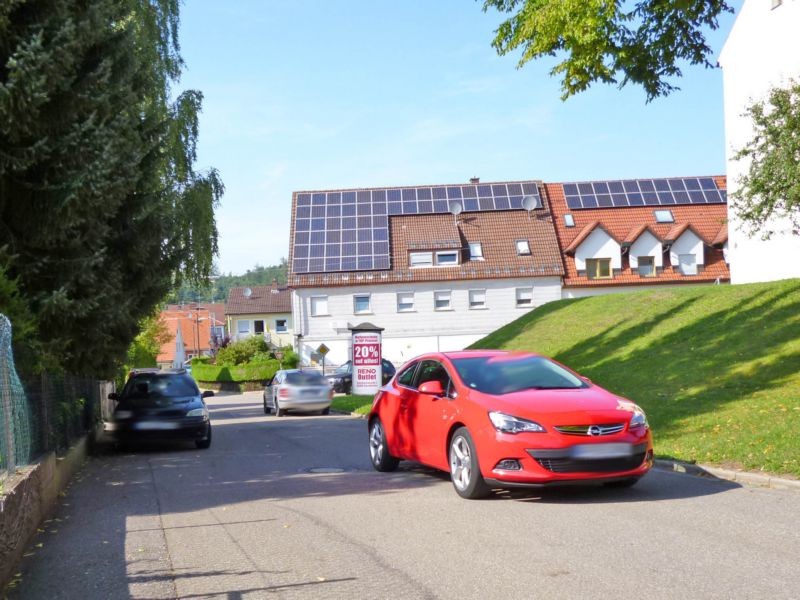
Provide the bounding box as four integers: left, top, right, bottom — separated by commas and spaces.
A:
451, 355, 587, 395
123, 374, 200, 398
285, 372, 327, 386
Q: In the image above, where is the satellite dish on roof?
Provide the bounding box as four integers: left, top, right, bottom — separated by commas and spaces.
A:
448, 201, 463, 225
243, 287, 252, 298
522, 195, 541, 211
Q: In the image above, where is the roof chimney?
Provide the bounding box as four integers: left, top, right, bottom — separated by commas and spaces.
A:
469, 177, 480, 184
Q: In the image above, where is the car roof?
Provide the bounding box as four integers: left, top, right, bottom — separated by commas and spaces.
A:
129, 368, 188, 377
442, 349, 541, 360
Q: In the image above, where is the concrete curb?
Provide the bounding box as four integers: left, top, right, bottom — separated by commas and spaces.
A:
654, 459, 800, 491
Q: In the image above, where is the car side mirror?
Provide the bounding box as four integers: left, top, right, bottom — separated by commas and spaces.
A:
202, 390, 214, 398
418, 380, 445, 397
108, 392, 119, 401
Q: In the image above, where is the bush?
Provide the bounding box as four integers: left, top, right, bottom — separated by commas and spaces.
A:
216, 336, 269, 366
192, 359, 280, 383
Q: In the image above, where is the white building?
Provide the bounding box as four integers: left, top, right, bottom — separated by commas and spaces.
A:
720, 0, 800, 283
289, 181, 563, 366
288, 177, 730, 367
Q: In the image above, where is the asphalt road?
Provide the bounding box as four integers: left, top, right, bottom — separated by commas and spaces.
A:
9, 392, 800, 599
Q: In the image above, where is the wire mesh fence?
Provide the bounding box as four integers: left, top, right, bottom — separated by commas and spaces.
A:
1, 315, 106, 484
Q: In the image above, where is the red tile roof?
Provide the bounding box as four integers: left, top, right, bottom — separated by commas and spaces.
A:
712, 224, 728, 246
287, 176, 730, 290
226, 284, 291, 315
545, 179, 730, 287
290, 191, 564, 288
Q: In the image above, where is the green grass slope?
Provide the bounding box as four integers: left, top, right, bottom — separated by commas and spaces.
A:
470, 279, 800, 477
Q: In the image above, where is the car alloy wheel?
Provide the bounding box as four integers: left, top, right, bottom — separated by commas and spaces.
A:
369, 418, 398, 472
449, 427, 489, 499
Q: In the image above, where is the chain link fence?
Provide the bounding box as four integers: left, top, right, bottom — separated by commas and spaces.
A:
1, 315, 107, 484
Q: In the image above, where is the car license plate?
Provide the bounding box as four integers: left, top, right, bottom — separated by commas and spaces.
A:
133, 421, 179, 431
571, 443, 633, 459
301, 389, 323, 397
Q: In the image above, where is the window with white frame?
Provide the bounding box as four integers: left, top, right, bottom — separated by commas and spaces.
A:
469, 289, 486, 309
275, 319, 287, 333
436, 251, 459, 266
236, 320, 249, 334
515, 287, 533, 308
638, 256, 655, 277
515, 239, 531, 255
353, 294, 371, 314
468, 242, 484, 260
310, 296, 329, 316
678, 254, 697, 275
654, 210, 674, 223
409, 251, 433, 267
434, 290, 452, 311
397, 292, 415, 312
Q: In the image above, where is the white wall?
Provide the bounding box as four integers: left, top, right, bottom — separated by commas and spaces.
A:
721, 0, 800, 283
562, 281, 726, 299
629, 231, 663, 269
574, 229, 622, 271
669, 230, 705, 267
292, 277, 562, 365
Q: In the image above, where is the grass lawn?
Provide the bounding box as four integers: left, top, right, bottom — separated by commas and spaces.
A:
471, 279, 800, 477
331, 394, 374, 416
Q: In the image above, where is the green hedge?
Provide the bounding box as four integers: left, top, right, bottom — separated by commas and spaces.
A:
192, 359, 280, 383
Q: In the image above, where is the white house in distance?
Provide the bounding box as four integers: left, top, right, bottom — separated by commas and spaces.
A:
287, 176, 729, 367
720, 0, 800, 283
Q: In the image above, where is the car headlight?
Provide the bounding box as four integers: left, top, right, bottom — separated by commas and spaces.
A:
629, 406, 648, 429
187, 407, 209, 419
489, 411, 546, 434
114, 410, 133, 420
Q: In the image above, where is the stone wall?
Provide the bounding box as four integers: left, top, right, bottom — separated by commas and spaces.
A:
0, 436, 89, 589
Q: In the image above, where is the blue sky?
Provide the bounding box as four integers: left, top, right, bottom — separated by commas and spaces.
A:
179, 1, 741, 275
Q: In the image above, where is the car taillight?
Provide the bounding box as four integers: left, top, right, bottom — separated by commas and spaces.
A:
278, 388, 290, 399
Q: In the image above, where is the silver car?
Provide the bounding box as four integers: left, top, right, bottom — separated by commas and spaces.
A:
263, 369, 333, 417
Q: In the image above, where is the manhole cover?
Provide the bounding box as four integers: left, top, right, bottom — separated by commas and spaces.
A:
307, 467, 345, 474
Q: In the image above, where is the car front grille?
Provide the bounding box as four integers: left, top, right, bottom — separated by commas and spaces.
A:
554, 423, 626, 436
527, 444, 647, 474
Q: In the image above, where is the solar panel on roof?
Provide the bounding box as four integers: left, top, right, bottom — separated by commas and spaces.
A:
561, 177, 726, 212
291, 180, 544, 274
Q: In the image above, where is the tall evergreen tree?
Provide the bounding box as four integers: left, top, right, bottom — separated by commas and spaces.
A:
0, 0, 221, 376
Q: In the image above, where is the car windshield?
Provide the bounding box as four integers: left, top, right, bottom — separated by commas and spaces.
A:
122, 374, 199, 399
450, 355, 587, 395
334, 362, 351, 374
285, 371, 327, 386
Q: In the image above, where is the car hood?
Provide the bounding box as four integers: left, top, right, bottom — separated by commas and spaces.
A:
471, 386, 638, 425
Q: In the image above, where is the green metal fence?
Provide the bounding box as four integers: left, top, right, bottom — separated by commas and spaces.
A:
1, 315, 104, 483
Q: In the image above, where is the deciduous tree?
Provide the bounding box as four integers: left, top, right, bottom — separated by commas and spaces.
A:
482, 0, 733, 101
732, 80, 800, 238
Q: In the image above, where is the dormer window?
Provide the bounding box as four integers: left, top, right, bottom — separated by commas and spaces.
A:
469, 242, 484, 260
409, 251, 433, 267
436, 251, 459, 266
515, 239, 531, 255
654, 210, 674, 223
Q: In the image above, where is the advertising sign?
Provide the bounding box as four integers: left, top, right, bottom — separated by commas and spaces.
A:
351, 331, 382, 395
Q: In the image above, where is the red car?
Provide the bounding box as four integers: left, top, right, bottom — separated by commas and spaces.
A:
368, 350, 653, 499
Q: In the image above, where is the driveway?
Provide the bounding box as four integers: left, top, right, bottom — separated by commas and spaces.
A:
9, 392, 800, 599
